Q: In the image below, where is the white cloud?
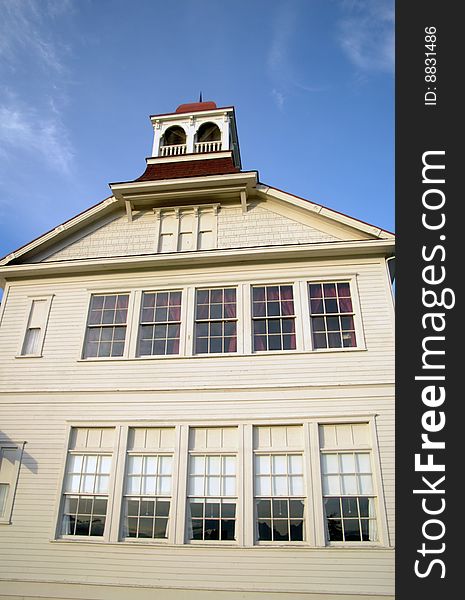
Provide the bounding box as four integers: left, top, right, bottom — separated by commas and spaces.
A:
0, 1, 75, 175
0, 0, 71, 72
337, 0, 394, 73
0, 102, 73, 174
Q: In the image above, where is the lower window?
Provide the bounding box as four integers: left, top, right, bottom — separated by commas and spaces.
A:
319, 422, 378, 543
62, 454, 111, 536
57, 422, 383, 546
255, 453, 305, 542
123, 454, 172, 539
187, 454, 237, 541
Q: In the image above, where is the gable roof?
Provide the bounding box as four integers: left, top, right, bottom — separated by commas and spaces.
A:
0, 173, 393, 268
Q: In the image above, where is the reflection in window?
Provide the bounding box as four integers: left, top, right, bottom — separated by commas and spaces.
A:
123, 455, 172, 539
83, 294, 129, 358
194, 288, 237, 354
252, 285, 296, 351
321, 452, 377, 542
138, 291, 182, 356
255, 454, 305, 542
187, 455, 236, 541
309, 282, 357, 349
62, 454, 112, 536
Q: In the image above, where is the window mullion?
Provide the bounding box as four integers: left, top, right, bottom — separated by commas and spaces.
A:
184, 288, 195, 356
242, 424, 254, 547
127, 291, 141, 358
174, 425, 190, 544
299, 281, 313, 351
108, 425, 128, 542
309, 421, 326, 546
166, 425, 182, 545
303, 421, 316, 546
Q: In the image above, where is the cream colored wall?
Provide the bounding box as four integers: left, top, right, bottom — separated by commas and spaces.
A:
0, 256, 394, 392
0, 387, 394, 598
0, 253, 394, 599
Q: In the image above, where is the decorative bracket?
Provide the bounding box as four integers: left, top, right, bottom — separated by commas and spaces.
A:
240, 189, 248, 214
125, 200, 133, 222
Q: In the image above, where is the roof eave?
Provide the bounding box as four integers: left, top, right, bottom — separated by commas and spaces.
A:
0, 239, 395, 279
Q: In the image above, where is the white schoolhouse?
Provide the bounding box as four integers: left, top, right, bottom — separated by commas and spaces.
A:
0, 100, 395, 600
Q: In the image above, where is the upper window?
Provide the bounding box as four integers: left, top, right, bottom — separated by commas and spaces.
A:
252, 285, 296, 352
308, 282, 357, 349
319, 423, 377, 543
0, 442, 23, 524
138, 291, 182, 356
83, 294, 129, 358
194, 288, 237, 354
20, 296, 53, 357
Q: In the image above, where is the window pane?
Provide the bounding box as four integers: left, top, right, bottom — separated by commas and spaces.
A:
290, 519, 304, 541
0, 484, 9, 517
309, 282, 356, 349
323, 474, 341, 495
321, 454, 338, 474
324, 498, 341, 518
194, 288, 237, 354
340, 453, 356, 473
22, 327, 41, 355
341, 475, 357, 495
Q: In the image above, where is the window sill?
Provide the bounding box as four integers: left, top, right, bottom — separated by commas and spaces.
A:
77, 347, 368, 363
50, 537, 389, 549
326, 541, 385, 548
14, 354, 43, 359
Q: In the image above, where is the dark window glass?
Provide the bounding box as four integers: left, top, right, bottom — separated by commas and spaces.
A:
309, 282, 357, 349
194, 288, 237, 354
138, 291, 182, 356
252, 285, 296, 352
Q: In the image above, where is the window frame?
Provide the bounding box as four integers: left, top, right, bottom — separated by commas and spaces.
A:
303, 276, 366, 353
79, 290, 136, 361
54, 416, 388, 548
79, 276, 366, 361
16, 295, 53, 358
57, 427, 117, 542
311, 417, 389, 547
193, 286, 239, 356
136, 289, 184, 357
0, 441, 24, 525
250, 283, 300, 354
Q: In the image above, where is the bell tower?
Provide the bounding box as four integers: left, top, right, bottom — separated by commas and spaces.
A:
150, 101, 241, 168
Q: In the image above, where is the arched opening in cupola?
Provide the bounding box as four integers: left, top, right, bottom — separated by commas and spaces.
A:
195, 122, 222, 153
160, 126, 187, 156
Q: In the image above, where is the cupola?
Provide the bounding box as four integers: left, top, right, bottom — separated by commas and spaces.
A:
150, 101, 241, 168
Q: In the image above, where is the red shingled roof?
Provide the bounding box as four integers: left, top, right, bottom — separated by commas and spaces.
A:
134, 157, 240, 182
175, 101, 217, 113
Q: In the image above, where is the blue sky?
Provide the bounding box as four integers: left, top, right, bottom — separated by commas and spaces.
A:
0, 0, 394, 259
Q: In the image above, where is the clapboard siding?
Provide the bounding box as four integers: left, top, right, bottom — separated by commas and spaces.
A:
0, 257, 394, 392
0, 390, 394, 597
1, 239, 394, 598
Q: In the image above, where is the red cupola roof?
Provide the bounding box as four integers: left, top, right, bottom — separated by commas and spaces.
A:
175, 101, 217, 114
